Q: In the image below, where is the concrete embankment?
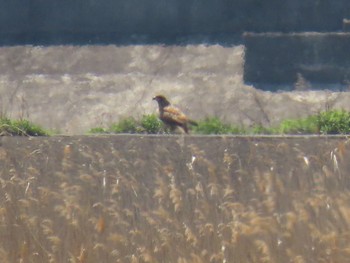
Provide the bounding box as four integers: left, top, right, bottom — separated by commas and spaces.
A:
3, 45, 350, 135
1, 135, 350, 262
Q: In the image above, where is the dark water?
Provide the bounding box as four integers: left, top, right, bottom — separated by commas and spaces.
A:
1, 0, 350, 47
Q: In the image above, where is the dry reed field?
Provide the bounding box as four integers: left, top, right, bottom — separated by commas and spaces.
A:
0, 135, 350, 262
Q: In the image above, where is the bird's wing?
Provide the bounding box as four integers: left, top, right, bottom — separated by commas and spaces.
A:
162, 106, 188, 124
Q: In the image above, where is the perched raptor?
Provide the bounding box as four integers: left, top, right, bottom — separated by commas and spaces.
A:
153, 95, 197, 134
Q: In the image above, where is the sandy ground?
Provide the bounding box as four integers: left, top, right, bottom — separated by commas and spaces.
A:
0, 45, 348, 134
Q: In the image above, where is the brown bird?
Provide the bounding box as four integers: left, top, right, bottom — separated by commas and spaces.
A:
153, 95, 197, 134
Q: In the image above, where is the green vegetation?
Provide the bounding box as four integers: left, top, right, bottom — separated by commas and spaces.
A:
0, 118, 48, 136
278, 115, 319, 134
3, 109, 350, 136
317, 109, 350, 134
140, 114, 163, 134
88, 127, 108, 134
109, 117, 139, 134
88, 114, 164, 134
193, 117, 243, 134
277, 109, 350, 135
88, 109, 350, 135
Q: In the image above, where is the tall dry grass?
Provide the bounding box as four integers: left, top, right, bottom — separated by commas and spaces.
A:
0, 136, 349, 262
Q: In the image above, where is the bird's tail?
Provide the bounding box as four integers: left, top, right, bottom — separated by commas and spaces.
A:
188, 120, 198, 126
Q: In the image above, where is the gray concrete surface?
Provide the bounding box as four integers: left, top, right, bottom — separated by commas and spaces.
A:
0, 45, 349, 134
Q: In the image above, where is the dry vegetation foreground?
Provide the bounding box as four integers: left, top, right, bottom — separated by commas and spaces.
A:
0, 135, 350, 262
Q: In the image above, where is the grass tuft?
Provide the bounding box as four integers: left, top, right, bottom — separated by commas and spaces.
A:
140, 114, 163, 134
88, 109, 350, 135
193, 117, 243, 135
317, 109, 350, 134
0, 118, 48, 136
109, 117, 139, 134
278, 115, 319, 134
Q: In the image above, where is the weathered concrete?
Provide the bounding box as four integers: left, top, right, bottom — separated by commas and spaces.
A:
0, 45, 245, 133
1, 135, 350, 262
2, 45, 350, 134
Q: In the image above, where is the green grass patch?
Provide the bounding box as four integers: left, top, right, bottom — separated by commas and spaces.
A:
317, 109, 350, 134
193, 117, 243, 134
140, 114, 163, 134
277, 115, 319, 134
0, 118, 48, 136
89, 109, 350, 135
109, 117, 139, 134
276, 110, 350, 135
249, 124, 276, 135
89, 115, 164, 134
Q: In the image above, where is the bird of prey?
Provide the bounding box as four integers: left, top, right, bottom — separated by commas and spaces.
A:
153, 95, 197, 134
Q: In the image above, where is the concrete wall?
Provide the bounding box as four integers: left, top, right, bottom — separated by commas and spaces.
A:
1, 0, 350, 45
3, 45, 350, 134
2, 1, 350, 88
1, 135, 350, 262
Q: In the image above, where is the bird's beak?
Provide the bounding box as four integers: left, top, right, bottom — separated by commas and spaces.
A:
152, 97, 156, 100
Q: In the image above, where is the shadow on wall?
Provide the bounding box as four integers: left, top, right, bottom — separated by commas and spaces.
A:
244, 32, 350, 90
1, 135, 350, 262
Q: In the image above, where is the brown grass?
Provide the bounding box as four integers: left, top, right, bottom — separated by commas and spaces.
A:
0, 136, 349, 262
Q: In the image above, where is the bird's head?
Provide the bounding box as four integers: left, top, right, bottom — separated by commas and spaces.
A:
153, 95, 170, 107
